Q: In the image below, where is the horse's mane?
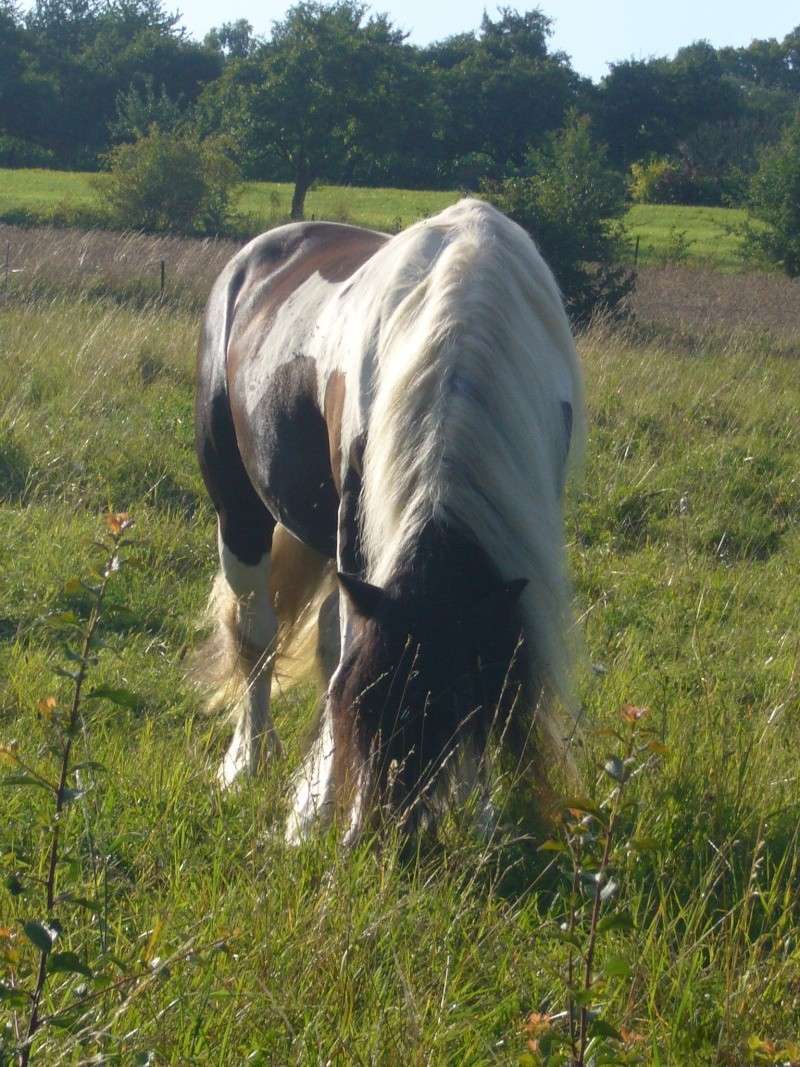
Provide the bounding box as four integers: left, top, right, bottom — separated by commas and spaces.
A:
360, 199, 584, 728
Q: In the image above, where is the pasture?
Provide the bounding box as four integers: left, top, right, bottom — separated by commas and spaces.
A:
0, 167, 749, 271
1, 226, 800, 1064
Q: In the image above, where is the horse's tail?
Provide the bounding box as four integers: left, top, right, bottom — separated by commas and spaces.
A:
189, 525, 337, 716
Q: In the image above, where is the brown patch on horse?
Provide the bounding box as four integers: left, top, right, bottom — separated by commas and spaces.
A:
324, 369, 346, 494
228, 225, 386, 381
269, 523, 337, 692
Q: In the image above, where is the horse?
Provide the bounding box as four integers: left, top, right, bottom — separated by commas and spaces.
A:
194, 198, 583, 843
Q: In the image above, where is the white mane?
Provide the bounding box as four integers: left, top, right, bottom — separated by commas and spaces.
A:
359, 198, 584, 712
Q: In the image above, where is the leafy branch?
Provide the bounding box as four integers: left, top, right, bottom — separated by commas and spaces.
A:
1, 513, 139, 1067
525, 704, 665, 1066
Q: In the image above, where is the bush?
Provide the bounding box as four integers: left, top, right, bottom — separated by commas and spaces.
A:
0, 135, 56, 168
629, 155, 724, 206
629, 157, 675, 203
740, 113, 800, 276
482, 112, 633, 324
96, 128, 240, 235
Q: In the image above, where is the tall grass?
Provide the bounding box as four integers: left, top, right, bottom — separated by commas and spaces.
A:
1, 257, 799, 1061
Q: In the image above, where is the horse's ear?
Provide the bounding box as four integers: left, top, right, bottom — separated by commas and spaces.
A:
337, 572, 386, 619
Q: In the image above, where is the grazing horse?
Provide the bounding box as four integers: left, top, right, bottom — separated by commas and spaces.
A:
194, 199, 583, 842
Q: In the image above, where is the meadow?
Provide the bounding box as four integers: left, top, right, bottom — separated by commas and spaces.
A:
1, 226, 799, 1065
0, 167, 749, 271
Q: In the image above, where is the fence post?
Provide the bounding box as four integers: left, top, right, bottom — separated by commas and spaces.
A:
160, 259, 165, 297
3, 241, 9, 299
633, 235, 640, 268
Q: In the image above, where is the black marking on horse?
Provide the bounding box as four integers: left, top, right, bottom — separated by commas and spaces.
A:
233, 356, 340, 559
338, 433, 366, 577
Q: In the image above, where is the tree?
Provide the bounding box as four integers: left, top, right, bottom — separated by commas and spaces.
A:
13, 0, 221, 167
204, 19, 258, 59
223, 0, 413, 219
482, 112, 632, 323
424, 8, 579, 181
740, 112, 800, 276
108, 74, 186, 141
97, 126, 240, 233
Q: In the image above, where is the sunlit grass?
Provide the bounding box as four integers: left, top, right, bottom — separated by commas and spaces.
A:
1, 280, 799, 1062
0, 167, 755, 269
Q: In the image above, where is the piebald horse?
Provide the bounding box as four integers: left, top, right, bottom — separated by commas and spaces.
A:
195, 199, 583, 842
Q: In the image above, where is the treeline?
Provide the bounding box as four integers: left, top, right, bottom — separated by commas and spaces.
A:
1, 0, 799, 214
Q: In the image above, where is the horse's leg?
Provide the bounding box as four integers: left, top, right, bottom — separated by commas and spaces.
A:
195, 352, 281, 786
284, 588, 341, 843
285, 462, 360, 842
214, 516, 281, 788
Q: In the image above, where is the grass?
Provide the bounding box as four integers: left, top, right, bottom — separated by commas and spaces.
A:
1, 233, 799, 1063
0, 167, 754, 270
627, 204, 749, 271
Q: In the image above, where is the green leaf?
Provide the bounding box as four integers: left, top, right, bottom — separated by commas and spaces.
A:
562, 796, 604, 819
61, 787, 86, 805
23, 920, 59, 954
48, 952, 92, 978
629, 836, 659, 852
537, 839, 567, 853
0, 982, 29, 1008
56, 893, 101, 913
54, 666, 80, 681
590, 1018, 622, 1041
644, 739, 669, 755
5, 874, 25, 896
604, 955, 631, 978
547, 927, 582, 949
86, 686, 142, 710
567, 986, 595, 1007
596, 912, 635, 934
2, 774, 54, 792
48, 611, 81, 628
71, 761, 107, 774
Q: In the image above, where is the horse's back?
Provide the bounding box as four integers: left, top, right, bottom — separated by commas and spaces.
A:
196, 222, 387, 557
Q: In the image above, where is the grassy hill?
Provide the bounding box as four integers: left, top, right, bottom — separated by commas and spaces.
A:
0, 167, 750, 271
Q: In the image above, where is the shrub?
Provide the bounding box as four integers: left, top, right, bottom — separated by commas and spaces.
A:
629, 155, 723, 206
740, 113, 800, 276
0, 135, 56, 169
96, 128, 240, 235
482, 112, 633, 324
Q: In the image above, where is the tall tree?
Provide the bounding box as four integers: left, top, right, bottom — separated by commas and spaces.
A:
218, 0, 413, 218
425, 8, 579, 180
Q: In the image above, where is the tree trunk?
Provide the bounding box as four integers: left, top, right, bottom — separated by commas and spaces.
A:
290, 165, 311, 220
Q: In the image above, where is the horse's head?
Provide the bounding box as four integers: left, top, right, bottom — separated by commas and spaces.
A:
327, 566, 528, 835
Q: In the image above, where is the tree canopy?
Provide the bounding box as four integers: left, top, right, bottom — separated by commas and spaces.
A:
1, 2, 799, 216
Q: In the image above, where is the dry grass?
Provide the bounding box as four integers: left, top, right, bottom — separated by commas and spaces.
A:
631, 264, 800, 351
0, 224, 241, 309
4, 224, 800, 355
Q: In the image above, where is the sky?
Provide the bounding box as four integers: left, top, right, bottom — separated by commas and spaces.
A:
168, 0, 798, 83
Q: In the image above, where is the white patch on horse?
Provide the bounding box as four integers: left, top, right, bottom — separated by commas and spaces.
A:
285, 706, 335, 843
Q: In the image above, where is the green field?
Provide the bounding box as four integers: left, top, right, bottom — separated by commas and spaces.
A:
1, 234, 799, 1062
0, 167, 750, 270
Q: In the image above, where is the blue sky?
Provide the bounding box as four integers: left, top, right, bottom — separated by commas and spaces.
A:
169, 0, 797, 82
